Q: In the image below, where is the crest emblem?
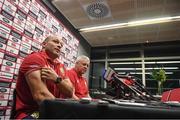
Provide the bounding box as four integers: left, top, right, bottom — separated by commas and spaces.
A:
60, 67, 65, 76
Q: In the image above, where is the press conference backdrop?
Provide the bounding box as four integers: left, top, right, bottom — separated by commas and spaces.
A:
0, 0, 79, 119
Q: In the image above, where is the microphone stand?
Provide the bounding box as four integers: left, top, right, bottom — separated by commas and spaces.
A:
113, 75, 153, 101
116, 74, 157, 101
132, 76, 158, 101
113, 75, 145, 100
103, 68, 158, 101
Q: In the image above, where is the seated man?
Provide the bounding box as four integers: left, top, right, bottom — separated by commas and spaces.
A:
15, 34, 74, 119
67, 55, 91, 100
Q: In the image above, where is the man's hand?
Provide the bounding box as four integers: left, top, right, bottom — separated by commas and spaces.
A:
41, 67, 74, 98
41, 67, 58, 82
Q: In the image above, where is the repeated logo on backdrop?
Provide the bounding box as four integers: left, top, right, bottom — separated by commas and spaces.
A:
0, 0, 79, 119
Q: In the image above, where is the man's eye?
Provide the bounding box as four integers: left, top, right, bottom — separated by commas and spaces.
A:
55, 41, 59, 43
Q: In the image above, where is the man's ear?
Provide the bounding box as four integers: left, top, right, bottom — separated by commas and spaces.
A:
41, 42, 46, 48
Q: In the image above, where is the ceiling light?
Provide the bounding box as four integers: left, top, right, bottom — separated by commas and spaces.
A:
128, 17, 171, 26
110, 61, 180, 65
129, 72, 173, 75
79, 15, 180, 32
110, 62, 135, 65
114, 67, 179, 70
117, 72, 126, 74
79, 23, 128, 32
146, 67, 179, 70
157, 61, 180, 64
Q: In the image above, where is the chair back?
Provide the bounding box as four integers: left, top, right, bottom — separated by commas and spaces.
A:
161, 88, 180, 102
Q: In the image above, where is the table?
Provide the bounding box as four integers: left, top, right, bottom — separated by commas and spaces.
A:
39, 99, 180, 119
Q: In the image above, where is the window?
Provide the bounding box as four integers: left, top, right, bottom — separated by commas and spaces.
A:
145, 59, 180, 94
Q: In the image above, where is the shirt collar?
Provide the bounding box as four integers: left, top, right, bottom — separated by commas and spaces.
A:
73, 68, 83, 78
40, 51, 59, 64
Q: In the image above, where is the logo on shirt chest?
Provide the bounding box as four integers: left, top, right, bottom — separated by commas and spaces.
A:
77, 79, 79, 83
76, 78, 87, 86
60, 67, 65, 76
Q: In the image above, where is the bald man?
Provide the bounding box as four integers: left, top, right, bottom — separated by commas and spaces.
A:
15, 35, 74, 119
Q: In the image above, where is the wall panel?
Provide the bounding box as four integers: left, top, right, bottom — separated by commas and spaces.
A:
0, 0, 79, 119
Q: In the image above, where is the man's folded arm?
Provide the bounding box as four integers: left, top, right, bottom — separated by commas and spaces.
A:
26, 70, 55, 105
56, 77, 74, 98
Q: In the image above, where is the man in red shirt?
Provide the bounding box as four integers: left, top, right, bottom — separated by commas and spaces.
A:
14, 35, 74, 119
67, 55, 91, 100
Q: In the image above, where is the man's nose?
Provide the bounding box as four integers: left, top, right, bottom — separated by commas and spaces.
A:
84, 65, 88, 69
57, 43, 62, 48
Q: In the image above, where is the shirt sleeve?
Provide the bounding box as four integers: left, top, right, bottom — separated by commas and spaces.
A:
20, 53, 46, 75
66, 70, 76, 85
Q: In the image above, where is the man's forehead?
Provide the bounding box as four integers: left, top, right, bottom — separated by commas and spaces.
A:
80, 59, 90, 63
50, 35, 62, 40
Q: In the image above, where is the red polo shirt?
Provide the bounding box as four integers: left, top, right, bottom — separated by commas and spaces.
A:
67, 68, 89, 99
15, 51, 67, 119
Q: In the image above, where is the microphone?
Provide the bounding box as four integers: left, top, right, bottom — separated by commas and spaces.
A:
116, 74, 133, 79
113, 75, 154, 100
112, 75, 140, 95
116, 74, 135, 86
103, 67, 156, 101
